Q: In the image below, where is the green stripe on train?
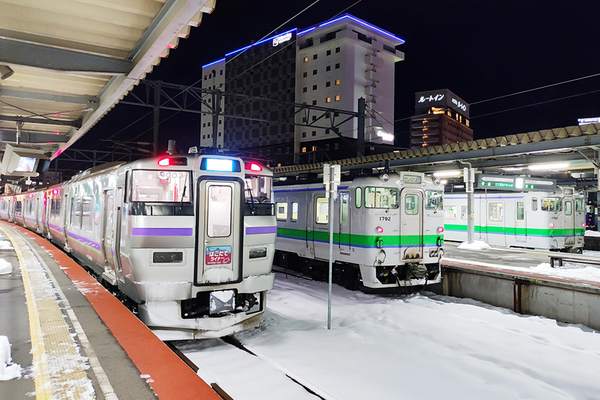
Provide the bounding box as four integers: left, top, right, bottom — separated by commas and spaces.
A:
444, 224, 585, 236
277, 227, 442, 247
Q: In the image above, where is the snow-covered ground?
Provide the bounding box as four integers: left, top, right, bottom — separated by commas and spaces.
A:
179, 271, 600, 400
0, 335, 21, 381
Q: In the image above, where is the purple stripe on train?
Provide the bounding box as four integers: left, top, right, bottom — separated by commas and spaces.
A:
246, 226, 277, 235
132, 227, 193, 236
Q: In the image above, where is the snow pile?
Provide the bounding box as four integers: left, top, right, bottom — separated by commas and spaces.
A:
0, 335, 21, 381
457, 240, 491, 250
0, 240, 13, 249
0, 258, 12, 275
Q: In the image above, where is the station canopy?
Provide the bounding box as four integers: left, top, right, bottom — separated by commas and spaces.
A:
0, 0, 216, 165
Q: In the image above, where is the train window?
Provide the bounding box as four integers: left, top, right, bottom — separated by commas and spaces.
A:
316, 197, 328, 224
291, 202, 298, 222
404, 194, 419, 215
517, 201, 525, 220
244, 175, 272, 203
365, 187, 399, 209
207, 185, 232, 238
276, 202, 288, 220
81, 197, 93, 231
355, 187, 362, 208
71, 197, 82, 227
565, 201, 572, 216
426, 190, 443, 210
15, 201, 22, 215
444, 206, 457, 220
130, 170, 191, 203
576, 199, 584, 212
340, 192, 349, 222
488, 202, 503, 222
461, 206, 468, 220
532, 198, 538, 211
541, 197, 562, 212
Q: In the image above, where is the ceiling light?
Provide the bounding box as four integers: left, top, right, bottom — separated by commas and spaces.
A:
433, 169, 462, 177
528, 162, 569, 171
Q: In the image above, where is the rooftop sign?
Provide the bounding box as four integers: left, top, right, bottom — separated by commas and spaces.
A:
415, 89, 470, 118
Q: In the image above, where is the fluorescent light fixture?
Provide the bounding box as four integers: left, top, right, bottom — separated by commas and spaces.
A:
440, 179, 448, 185
433, 170, 462, 178
375, 128, 394, 142
528, 162, 569, 171
502, 167, 523, 172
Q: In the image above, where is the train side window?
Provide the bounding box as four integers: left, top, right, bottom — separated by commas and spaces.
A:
316, 197, 328, 224
81, 197, 93, 231
488, 202, 503, 221
365, 187, 399, 209
71, 197, 82, 227
565, 201, 572, 215
15, 201, 22, 215
444, 206, 457, 220
576, 198, 584, 212
532, 198, 538, 211
461, 206, 467, 220
355, 187, 362, 208
517, 201, 525, 220
291, 202, 298, 222
541, 197, 561, 212
276, 202, 288, 220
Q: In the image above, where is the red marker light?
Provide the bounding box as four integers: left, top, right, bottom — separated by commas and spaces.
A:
583, 223, 587, 228
158, 157, 171, 166
550, 223, 555, 228
437, 226, 445, 233
376, 226, 384, 234
247, 162, 262, 172
53, 189, 59, 195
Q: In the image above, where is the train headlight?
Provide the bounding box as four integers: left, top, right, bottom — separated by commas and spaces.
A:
376, 226, 384, 234
380, 174, 389, 183
437, 226, 444, 233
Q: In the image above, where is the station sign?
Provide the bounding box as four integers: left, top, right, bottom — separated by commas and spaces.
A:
477, 174, 556, 192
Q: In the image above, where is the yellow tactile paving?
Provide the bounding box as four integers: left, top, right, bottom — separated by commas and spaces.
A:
2, 226, 94, 399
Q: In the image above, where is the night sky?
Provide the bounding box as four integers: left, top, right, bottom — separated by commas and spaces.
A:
82, 0, 600, 155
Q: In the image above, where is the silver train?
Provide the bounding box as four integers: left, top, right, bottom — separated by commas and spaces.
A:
0, 153, 276, 339
444, 187, 586, 251
273, 171, 444, 291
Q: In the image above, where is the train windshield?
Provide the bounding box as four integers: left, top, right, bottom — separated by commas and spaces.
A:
426, 190, 443, 210
130, 170, 191, 202
541, 197, 562, 212
365, 187, 399, 209
244, 175, 272, 203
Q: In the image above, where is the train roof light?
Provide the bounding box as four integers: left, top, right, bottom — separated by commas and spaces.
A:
203, 158, 235, 172
246, 162, 262, 172
158, 157, 188, 167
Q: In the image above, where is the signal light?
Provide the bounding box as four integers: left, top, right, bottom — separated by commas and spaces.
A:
247, 162, 262, 172
376, 226, 384, 234
158, 157, 188, 166
437, 226, 444, 233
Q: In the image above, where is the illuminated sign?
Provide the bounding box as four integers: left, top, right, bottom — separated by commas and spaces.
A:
477, 175, 556, 192
578, 117, 600, 125
415, 89, 470, 118
273, 32, 292, 46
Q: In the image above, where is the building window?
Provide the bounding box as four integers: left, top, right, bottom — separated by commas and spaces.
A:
335, 63, 340, 69
312, 131, 316, 136
302, 147, 307, 152
303, 57, 308, 63
335, 47, 340, 53
326, 66, 331, 72
335, 79, 341, 85
334, 143, 339, 150
326, 97, 331, 103
325, 144, 330, 150
313, 54, 318, 60
326, 81, 331, 87
335, 95, 340, 101
313, 69, 317, 75
302, 132, 306, 138
312, 100, 317, 105
326, 50, 331, 56
312, 85, 317, 90
303, 87, 307, 92
303, 72, 307, 78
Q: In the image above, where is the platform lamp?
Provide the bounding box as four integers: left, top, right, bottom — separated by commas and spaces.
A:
0, 65, 14, 80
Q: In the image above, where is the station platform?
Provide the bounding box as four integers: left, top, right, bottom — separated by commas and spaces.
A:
0, 221, 221, 400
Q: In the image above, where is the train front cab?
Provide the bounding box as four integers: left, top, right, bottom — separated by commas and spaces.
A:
125, 155, 274, 339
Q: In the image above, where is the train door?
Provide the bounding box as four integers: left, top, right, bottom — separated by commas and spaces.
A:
486, 201, 505, 246
196, 180, 241, 285
101, 190, 117, 284
114, 186, 124, 282
515, 200, 527, 243
400, 189, 423, 260
564, 197, 575, 240
339, 191, 350, 254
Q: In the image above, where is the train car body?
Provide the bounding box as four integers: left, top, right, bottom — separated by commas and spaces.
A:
274, 171, 444, 290
0, 153, 276, 339
444, 188, 585, 251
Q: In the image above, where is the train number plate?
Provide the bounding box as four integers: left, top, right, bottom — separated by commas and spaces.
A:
209, 290, 235, 315
205, 246, 232, 265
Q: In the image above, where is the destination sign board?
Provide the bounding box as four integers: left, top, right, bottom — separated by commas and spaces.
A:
477, 174, 556, 192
